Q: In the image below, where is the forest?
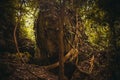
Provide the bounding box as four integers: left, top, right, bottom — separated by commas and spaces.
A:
0, 0, 120, 80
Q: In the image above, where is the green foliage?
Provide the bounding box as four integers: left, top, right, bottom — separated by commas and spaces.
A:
85, 21, 110, 50
114, 20, 120, 48
0, 0, 18, 28
18, 0, 39, 42
78, 0, 110, 50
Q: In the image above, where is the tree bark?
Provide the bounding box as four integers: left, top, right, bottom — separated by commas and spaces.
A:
14, 20, 20, 53
58, 1, 65, 80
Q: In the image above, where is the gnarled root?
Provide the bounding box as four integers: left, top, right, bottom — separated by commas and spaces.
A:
44, 48, 78, 70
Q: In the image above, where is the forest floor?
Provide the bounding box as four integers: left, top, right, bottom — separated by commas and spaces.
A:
0, 49, 79, 80
0, 53, 59, 80
0, 51, 113, 80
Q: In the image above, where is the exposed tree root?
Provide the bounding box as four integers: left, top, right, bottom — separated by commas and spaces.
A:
44, 48, 78, 70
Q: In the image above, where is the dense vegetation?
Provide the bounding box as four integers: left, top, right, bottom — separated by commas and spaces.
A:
0, 0, 120, 80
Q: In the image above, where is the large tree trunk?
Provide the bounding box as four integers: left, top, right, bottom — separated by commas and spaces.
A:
34, 0, 79, 69
35, 11, 49, 60
35, 1, 60, 64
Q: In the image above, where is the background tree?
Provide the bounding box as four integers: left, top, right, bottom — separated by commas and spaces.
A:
98, 0, 120, 79
0, 0, 18, 53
